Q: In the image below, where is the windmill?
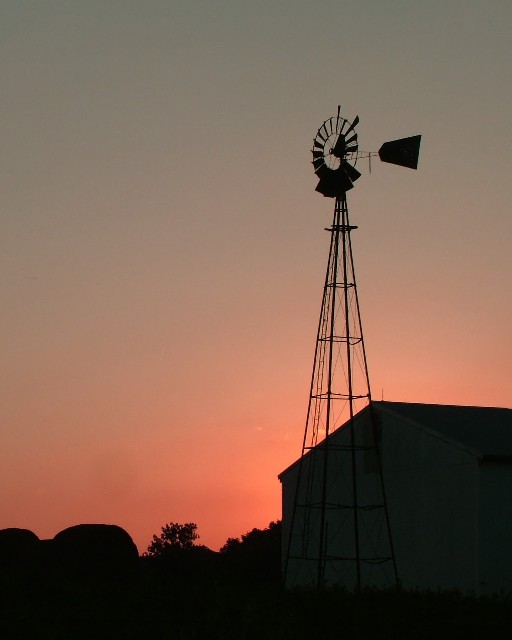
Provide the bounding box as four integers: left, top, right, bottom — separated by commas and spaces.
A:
283, 106, 421, 589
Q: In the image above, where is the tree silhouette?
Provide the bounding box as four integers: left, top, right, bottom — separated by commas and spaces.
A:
144, 522, 199, 557
220, 520, 281, 584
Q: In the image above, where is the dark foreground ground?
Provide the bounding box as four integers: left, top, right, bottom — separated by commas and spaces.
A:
2, 563, 512, 640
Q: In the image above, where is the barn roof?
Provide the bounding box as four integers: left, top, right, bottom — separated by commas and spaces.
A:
279, 401, 512, 481
374, 401, 512, 459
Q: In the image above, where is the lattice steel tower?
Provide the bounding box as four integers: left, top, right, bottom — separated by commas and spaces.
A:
283, 107, 421, 589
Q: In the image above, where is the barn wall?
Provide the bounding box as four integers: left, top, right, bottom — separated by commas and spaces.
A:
478, 461, 512, 595
381, 413, 479, 592
281, 406, 512, 594
281, 458, 317, 588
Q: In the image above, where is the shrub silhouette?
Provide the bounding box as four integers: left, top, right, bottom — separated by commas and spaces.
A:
142, 522, 218, 585
145, 522, 199, 557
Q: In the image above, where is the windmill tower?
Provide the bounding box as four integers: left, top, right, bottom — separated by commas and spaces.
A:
283, 107, 421, 589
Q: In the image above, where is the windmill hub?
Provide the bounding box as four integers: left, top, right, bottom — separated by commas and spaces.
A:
312, 106, 421, 198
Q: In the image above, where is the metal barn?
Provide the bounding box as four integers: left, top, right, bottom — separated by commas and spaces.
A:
280, 401, 512, 595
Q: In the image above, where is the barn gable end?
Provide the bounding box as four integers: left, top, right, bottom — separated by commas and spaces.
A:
280, 401, 512, 594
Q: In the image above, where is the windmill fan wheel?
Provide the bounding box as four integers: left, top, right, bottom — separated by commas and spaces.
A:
312, 108, 361, 198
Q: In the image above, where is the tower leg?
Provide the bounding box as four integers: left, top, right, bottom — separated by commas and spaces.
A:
283, 196, 397, 589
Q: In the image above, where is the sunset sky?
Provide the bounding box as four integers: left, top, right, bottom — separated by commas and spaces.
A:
1, 0, 511, 553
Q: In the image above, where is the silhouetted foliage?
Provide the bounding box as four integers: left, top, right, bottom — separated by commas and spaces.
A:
220, 520, 281, 585
144, 522, 199, 557
220, 520, 281, 554
141, 522, 219, 589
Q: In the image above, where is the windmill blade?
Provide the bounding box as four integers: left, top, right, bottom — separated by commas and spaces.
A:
333, 166, 354, 192
378, 135, 421, 169
345, 133, 358, 147
315, 170, 337, 194
313, 159, 325, 174
314, 139, 324, 150
314, 163, 331, 179
344, 115, 360, 136
331, 133, 346, 159
345, 143, 359, 154
315, 177, 332, 197
316, 128, 327, 143
335, 106, 348, 135
342, 161, 361, 184
315, 166, 354, 197
316, 175, 352, 198
312, 150, 324, 161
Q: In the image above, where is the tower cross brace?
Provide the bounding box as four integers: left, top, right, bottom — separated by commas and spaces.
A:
283, 195, 397, 590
